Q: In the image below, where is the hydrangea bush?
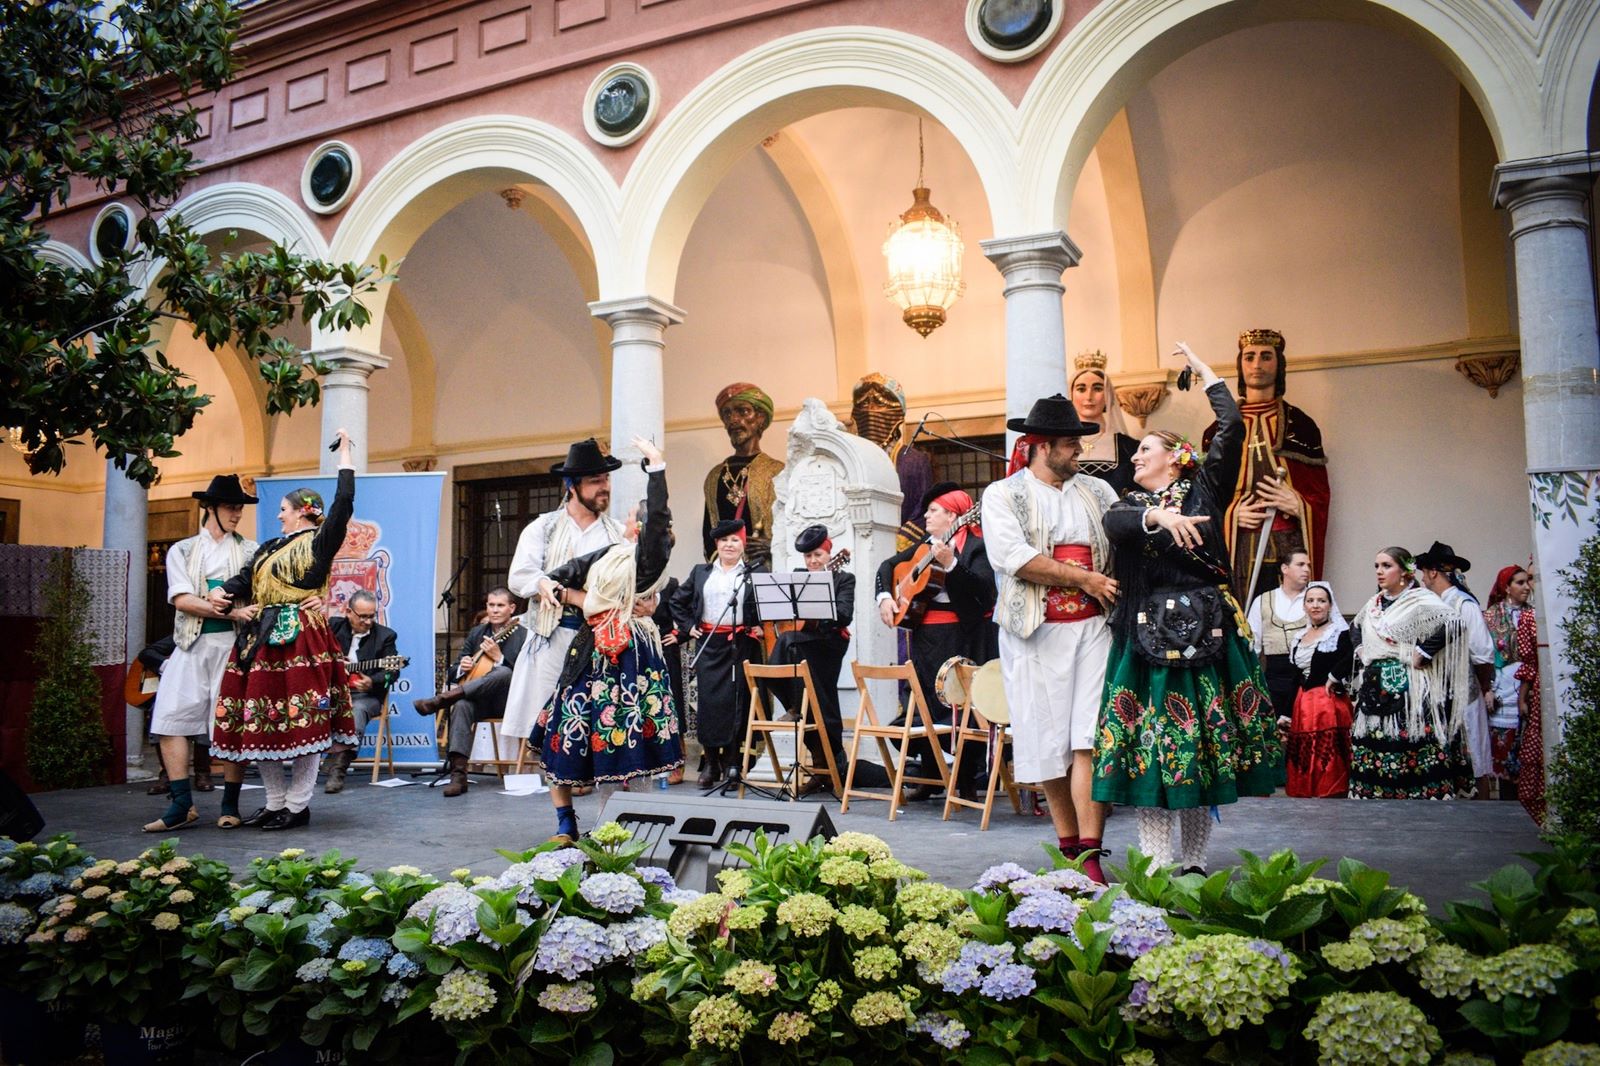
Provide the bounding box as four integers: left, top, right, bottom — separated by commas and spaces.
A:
630, 830, 944, 1062
392, 822, 670, 1064
0, 834, 90, 992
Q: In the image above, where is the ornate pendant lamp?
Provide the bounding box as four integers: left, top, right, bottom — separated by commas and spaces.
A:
882, 119, 965, 338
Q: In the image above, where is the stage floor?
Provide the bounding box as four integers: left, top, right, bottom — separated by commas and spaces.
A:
28, 771, 1544, 911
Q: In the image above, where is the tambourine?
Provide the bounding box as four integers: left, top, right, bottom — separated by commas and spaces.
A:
969, 659, 1009, 725
933, 655, 977, 710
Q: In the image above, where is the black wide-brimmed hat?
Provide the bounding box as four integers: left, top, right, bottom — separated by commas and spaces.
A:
191, 474, 258, 505
551, 438, 623, 478
1415, 541, 1472, 573
711, 518, 747, 542
919, 481, 961, 515
1006, 394, 1098, 437
795, 524, 830, 553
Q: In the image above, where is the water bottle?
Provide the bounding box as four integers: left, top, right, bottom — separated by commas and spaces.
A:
655, 772, 670, 791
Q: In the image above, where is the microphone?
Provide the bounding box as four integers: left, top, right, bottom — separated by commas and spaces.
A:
909, 413, 929, 442
492, 499, 503, 525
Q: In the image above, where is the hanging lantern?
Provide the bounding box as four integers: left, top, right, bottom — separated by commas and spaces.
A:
882, 120, 965, 338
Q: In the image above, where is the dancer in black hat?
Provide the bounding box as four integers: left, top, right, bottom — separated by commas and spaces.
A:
142, 475, 260, 832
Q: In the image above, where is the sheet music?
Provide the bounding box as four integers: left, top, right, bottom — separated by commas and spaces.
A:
751, 570, 836, 623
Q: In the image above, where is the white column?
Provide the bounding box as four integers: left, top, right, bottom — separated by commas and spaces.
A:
1493, 154, 1600, 755
313, 346, 390, 473
103, 459, 148, 768
589, 296, 684, 508
981, 231, 1081, 445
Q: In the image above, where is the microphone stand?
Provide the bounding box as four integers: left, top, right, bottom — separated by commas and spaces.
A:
438, 555, 470, 612
911, 414, 1007, 461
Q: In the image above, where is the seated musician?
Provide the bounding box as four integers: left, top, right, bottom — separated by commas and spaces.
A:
413, 587, 529, 797
769, 524, 854, 795
876, 482, 998, 801
325, 590, 399, 794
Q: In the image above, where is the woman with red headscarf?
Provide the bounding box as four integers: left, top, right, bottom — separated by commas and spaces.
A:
875, 482, 998, 800
1484, 565, 1534, 798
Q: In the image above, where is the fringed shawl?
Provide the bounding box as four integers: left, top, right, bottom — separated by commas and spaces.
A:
583, 542, 666, 661
1354, 587, 1471, 742
532, 510, 624, 638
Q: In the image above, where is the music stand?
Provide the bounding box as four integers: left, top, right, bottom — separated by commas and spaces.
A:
737, 570, 837, 800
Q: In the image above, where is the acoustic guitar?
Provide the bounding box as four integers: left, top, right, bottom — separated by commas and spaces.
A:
762, 548, 852, 658
348, 654, 409, 688
457, 620, 523, 684
890, 503, 983, 627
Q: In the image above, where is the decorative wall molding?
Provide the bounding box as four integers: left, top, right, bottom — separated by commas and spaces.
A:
1455, 351, 1521, 397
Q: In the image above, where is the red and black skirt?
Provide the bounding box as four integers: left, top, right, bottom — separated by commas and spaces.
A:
211, 608, 358, 761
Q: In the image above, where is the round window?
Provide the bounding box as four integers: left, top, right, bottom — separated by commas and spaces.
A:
977, 0, 1053, 50
594, 72, 651, 137
93, 205, 132, 260
300, 141, 362, 215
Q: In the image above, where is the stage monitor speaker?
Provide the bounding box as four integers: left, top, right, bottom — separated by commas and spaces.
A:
0, 769, 45, 842
596, 793, 835, 893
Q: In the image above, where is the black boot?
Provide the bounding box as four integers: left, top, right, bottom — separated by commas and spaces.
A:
261, 808, 311, 831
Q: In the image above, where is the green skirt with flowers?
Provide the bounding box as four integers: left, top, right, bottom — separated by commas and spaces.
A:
1091, 630, 1284, 809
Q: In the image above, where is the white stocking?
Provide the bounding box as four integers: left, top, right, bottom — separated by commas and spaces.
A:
287, 753, 320, 813
1178, 808, 1213, 871
1135, 808, 1176, 867
257, 761, 288, 811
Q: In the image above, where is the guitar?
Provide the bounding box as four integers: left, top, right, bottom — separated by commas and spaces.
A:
762, 548, 852, 658
457, 620, 524, 683
891, 503, 983, 627
348, 654, 409, 688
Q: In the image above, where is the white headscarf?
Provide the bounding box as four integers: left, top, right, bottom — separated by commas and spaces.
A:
1302, 580, 1349, 653
1070, 365, 1131, 463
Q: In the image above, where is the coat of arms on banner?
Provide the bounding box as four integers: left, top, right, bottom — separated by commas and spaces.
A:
329, 517, 392, 621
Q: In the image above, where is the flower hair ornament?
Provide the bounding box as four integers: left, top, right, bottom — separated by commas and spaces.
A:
292, 491, 324, 521
1169, 437, 1200, 474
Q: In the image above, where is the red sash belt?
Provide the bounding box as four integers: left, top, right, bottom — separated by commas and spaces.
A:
702, 623, 745, 635
1045, 544, 1101, 622
921, 609, 960, 625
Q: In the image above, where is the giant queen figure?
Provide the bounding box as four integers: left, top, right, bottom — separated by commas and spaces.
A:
1204, 328, 1331, 602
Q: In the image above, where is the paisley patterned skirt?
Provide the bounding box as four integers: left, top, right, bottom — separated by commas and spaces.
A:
1091, 631, 1283, 809
542, 638, 683, 787
210, 609, 358, 761
1348, 665, 1471, 800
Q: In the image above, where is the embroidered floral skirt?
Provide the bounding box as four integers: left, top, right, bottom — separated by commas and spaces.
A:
1348, 666, 1471, 800
211, 612, 357, 761
542, 640, 683, 787
1091, 632, 1283, 809
1286, 686, 1353, 798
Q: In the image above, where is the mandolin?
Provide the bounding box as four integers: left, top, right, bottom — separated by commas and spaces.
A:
762, 548, 852, 658
890, 504, 983, 627
458, 619, 524, 683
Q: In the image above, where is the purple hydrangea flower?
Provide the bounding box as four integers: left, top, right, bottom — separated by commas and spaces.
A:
579, 873, 646, 915
636, 866, 676, 890
980, 962, 1037, 1001
533, 916, 615, 979
1098, 897, 1175, 958
407, 884, 481, 947
1249, 939, 1295, 974
386, 953, 421, 979
972, 863, 1032, 893
1006, 892, 1083, 933
1127, 979, 1150, 1007
338, 936, 395, 963
1011, 869, 1097, 897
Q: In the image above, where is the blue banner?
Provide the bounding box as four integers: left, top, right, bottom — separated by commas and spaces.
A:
253, 472, 445, 765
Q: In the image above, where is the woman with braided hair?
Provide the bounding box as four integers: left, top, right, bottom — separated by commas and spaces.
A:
206, 430, 360, 831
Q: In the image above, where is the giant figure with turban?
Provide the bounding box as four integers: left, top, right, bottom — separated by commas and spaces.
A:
703, 382, 785, 568
850, 372, 935, 547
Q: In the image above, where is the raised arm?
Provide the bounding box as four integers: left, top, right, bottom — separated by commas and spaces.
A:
634, 443, 672, 590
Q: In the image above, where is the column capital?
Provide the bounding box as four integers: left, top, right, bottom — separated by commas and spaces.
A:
588, 295, 685, 328
1492, 150, 1600, 209
980, 230, 1082, 278
309, 345, 390, 379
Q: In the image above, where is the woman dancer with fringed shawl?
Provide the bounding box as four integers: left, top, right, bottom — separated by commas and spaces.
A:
535, 437, 683, 843
1347, 546, 1473, 800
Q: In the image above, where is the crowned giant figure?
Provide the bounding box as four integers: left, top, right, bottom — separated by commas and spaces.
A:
850, 372, 935, 548
1203, 328, 1331, 603
703, 382, 785, 568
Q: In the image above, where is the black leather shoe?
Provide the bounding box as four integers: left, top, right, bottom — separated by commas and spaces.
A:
238, 806, 275, 827
798, 776, 832, 798
901, 784, 942, 803
261, 808, 310, 831
1179, 865, 1206, 877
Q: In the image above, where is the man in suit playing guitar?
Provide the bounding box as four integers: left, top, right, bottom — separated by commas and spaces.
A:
875, 482, 998, 801
768, 524, 855, 795
413, 587, 528, 797
326, 590, 401, 793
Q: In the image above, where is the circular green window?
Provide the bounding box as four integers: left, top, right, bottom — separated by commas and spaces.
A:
309, 148, 354, 208
977, 0, 1053, 51
594, 72, 651, 137
94, 206, 131, 260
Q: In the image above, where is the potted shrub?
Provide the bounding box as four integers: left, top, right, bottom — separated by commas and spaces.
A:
23, 840, 231, 1065
0, 834, 93, 1064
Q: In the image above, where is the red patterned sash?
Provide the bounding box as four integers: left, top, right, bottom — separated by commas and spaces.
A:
1044, 544, 1101, 622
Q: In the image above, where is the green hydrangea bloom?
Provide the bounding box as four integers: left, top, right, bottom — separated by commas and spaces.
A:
688, 994, 755, 1050
1127, 934, 1301, 1036
1122, 1052, 1158, 1066
777, 893, 837, 937
715, 869, 753, 899
1303, 991, 1441, 1065
590, 822, 633, 846
851, 990, 911, 1027
667, 892, 732, 939
1410, 942, 1479, 1000
1522, 1042, 1600, 1065
1349, 916, 1430, 963
767, 1011, 815, 1044
1321, 940, 1377, 973
809, 979, 842, 1013
852, 945, 902, 982
1439, 1053, 1496, 1065
725, 905, 766, 932
1478, 943, 1578, 1002
824, 832, 894, 861
429, 969, 498, 1023
838, 904, 890, 940
722, 960, 779, 997
1556, 909, 1600, 957
896, 882, 967, 921
869, 858, 922, 882
819, 857, 870, 887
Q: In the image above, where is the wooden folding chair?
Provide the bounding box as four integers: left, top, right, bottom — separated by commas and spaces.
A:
358, 707, 396, 783
465, 719, 520, 778
841, 662, 952, 821
941, 662, 1023, 829
739, 662, 843, 799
